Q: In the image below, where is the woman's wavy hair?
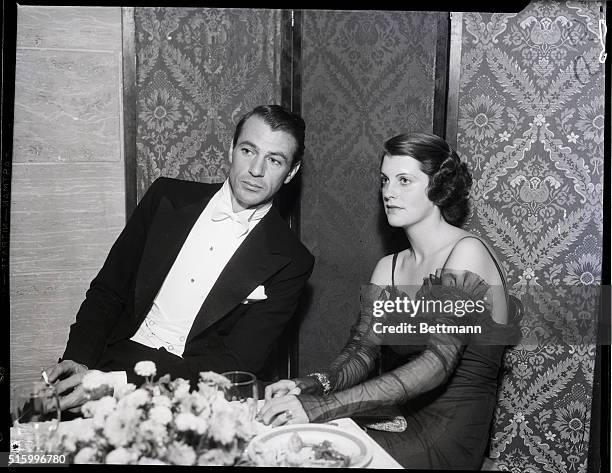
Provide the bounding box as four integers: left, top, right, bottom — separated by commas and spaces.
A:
381, 132, 473, 227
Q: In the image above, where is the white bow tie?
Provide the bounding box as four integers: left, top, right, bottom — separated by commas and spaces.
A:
210, 205, 251, 238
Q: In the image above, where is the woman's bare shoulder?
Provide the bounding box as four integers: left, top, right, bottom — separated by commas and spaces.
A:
369, 250, 411, 285
444, 234, 504, 286
444, 234, 508, 323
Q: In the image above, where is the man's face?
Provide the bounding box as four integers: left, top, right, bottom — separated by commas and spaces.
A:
228, 115, 300, 212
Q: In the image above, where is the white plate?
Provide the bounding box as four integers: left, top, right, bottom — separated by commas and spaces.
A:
247, 423, 372, 468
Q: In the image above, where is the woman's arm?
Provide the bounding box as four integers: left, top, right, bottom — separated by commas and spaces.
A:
265, 256, 394, 400
297, 240, 506, 423
297, 332, 465, 422
302, 256, 396, 394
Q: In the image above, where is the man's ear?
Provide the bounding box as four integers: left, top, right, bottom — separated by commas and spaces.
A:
284, 161, 301, 184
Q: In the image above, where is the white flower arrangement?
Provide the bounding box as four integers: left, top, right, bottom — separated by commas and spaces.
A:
81, 370, 108, 391
134, 361, 157, 378
57, 362, 260, 465
81, 370, 115, 400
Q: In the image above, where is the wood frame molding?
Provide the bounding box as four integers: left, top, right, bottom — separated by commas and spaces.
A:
0, 0, 18, 455
121, 7, 137, 218
433, 11, 451, 138
277, 8, 303, 237
278, 8, 303, 379
589, 4, 611, 472
445, 11, 463, 151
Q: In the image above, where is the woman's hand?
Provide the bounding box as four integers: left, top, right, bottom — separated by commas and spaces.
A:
257, 394, 309, 427
265, 376, 325, 402
264, 379, 302, 401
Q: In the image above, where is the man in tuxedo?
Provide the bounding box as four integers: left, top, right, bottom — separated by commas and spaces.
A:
46, 104, 314, 412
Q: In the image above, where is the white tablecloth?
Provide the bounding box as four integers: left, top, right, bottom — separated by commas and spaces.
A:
323, 418, 403, 468
249, 400, 402, 468
11, 416, 403, 468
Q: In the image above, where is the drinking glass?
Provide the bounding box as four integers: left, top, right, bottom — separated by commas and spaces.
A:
221, 371, 260, 421
221, 371, 259, 402
10, 381, 61, 452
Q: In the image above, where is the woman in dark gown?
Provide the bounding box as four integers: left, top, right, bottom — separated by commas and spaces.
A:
258, 133, 522, 470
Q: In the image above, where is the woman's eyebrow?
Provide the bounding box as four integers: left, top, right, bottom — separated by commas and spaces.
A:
387, 172, 419, 178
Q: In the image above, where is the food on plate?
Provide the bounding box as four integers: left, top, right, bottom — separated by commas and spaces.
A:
252, 432, 352, 467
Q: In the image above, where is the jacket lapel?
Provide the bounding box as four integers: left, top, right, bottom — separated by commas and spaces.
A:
134, 192, 214, 320
186, 209, 290, 343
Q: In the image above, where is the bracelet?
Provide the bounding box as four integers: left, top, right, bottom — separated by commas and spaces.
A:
307, 372, 332, 396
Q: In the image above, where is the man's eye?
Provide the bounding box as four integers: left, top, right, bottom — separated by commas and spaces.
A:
268, 157, 281, 166
241, 148, 254, 155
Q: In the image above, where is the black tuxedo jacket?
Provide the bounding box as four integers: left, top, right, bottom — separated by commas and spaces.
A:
61, 177, 314, 384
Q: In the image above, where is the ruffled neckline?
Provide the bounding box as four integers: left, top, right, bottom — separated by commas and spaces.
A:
385, 268, 521, 329
422, 268, 492, 299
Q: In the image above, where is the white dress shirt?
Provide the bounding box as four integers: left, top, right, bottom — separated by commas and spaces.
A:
130, 179, 272, 357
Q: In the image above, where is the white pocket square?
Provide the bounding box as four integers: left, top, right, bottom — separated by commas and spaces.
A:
242, 285, 267, 304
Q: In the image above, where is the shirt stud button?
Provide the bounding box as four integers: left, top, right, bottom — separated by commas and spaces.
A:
168, 345, 174, 351
179, 336, 186, 342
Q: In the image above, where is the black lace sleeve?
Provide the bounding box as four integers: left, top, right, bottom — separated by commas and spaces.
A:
312, 284, 389, 393
298, 270, 499, 423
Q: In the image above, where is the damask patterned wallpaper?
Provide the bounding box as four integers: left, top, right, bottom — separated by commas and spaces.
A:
455, 2, 605, 471
134, 8, 282, 200
131, 7, 604, 469
298, 10, 439, 374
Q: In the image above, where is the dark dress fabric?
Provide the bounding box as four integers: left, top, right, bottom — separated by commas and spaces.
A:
370, 306, 514, 469
297, 238, 522, 470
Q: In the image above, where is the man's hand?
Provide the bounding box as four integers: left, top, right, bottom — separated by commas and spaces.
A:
257, 394, 309, 427
44, 360, 90, 413
57, 382, 92, 413
46, 359, 89, 385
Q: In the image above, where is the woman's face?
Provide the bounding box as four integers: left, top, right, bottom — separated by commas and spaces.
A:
380, 153, 438, 228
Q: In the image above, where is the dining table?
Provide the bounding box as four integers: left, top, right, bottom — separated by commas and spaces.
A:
245, 398, 402, 468
307, 418, 403, 468
10, 413, 403, 468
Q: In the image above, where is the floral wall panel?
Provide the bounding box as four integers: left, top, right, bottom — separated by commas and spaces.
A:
298, 10, 439, 374
455, 2, 604, 471
135, 8, 282, 200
